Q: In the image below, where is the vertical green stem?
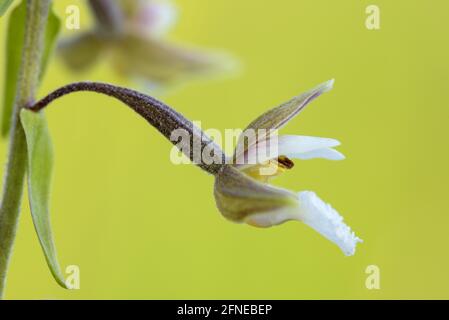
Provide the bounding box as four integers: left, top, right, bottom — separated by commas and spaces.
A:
0, 0, 51, 299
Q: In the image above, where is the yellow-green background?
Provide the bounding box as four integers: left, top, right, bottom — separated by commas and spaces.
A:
0, 0, 448, 299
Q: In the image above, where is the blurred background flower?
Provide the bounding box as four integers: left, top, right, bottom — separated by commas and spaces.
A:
59, 0, 234, 87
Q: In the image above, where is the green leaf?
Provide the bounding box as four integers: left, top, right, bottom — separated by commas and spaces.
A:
1, 1, 26, 136
2, 3, 61, 136
0, 0, 14, 16
11, 3, 64, 288
20, 109, 68, 289
40, 7, 61, 81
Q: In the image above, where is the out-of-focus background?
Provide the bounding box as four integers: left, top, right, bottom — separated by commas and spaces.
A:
0, 0, 448, 299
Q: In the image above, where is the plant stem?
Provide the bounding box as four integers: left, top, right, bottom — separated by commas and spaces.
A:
0, 0, 51, 299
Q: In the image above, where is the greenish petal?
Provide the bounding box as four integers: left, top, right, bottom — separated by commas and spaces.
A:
58, 32, 106, 71
244, 80, 334, 132
234, 80, 334, 157
117, 0, 141, 19
112, 34, 229, 84
214, 165, 297, 223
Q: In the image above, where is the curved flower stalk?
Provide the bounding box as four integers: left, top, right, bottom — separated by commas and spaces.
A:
30, 81, 225, 174
29, 80, 361, 268
59, 0, 232, 85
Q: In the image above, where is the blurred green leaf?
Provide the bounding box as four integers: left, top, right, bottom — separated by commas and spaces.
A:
0, 0, 14, 16
1, 1, 26, 136
40, 8, 61, 81
20, 109, 68, 289
2, 3, 61, 136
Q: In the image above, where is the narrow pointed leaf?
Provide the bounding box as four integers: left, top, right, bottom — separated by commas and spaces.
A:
40, 7, 61, 81
0, 0, 13, 16
20, 109, 68, 288
2, 3, 60, 136
1, 1, 26, 136
58, 32, 106, 71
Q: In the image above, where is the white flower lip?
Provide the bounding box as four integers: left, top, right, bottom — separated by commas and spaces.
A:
244, 191, 362, 256
298, 191, 362, 256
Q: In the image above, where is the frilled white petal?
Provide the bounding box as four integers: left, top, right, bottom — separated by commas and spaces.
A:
289, 147, 345, 161
244, 191, 362, 256
298, 191, 362, 256
236, 135, 341, 166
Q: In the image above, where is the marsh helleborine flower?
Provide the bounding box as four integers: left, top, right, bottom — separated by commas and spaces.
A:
31, 80, 361, 256
214, 80, 362, 256
59, 0, 229, 85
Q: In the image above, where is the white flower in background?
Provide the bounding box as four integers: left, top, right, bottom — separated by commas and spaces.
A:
59, 0, 231, 85
121, 0, 178, 37
214, 80, 362, 256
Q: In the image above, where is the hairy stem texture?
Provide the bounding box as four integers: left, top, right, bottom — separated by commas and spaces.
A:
0, 0, 51, 298
31, 81, 225, 174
